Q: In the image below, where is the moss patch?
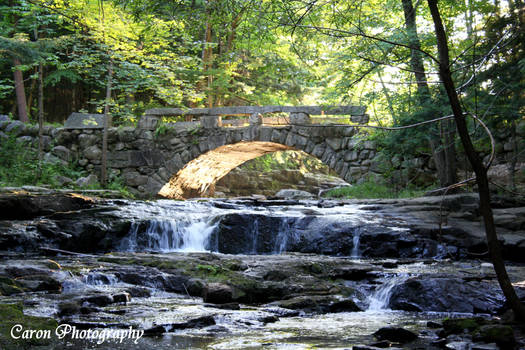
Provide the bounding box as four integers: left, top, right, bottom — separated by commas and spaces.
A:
0, 276, 23, 296
0, 303, 57, 349
442, 317, 486, 335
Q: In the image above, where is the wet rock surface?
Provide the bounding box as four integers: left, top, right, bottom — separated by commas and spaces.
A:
1, 192, 524, 261
1, 193, 525, 349
388, 276, 505, 314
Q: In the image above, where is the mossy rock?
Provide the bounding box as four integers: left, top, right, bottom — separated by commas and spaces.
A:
44, 259, 62, 270
442, 317, 487, 335
0, 303, 57, 349
302, 262, 323, 274
473, 324, 515, 349
0, 277, 23, 296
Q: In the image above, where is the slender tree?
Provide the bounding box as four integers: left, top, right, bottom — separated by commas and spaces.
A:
427, 0, 525, 320
401, 0, 457, 188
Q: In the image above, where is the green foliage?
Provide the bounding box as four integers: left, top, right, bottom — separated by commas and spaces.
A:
0, 136, 83, 187
154, 120, 174, 137
322, 180, 426, 199
0, 135, 133, 198
241, 150, 333, 174
0, 303, 57, 349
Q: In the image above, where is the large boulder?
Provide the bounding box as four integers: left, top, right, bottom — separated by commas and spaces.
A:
203, 283, 233, 304
76, 174, 99, 188
373, 326, 418, 343
388, 276, 505, 314
0, 194, 94, 220
5, 120, 26, 136
274, 189, 315, 200
52, 145, 72, 162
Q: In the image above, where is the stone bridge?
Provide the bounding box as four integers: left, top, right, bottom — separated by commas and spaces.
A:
2, 106, 384, 198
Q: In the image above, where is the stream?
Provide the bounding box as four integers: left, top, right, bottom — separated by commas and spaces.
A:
1, 196, 524, 349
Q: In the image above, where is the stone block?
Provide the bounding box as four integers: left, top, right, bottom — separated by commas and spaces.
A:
76, 174, 99, 187
144, 176, 164, 194
16, 136, 32, 144
181, 150, 191, 163
305, 141, 316, 154
329, 156, 338, 169
342, 127, 356, 137
128, 151, 148, 167
312, 144, 325, 158
158, 167, 171, 182
359, 150, 370, 160
249, 113, 263, 125
259, 127, 273, 141
138, 129, 153, 140
326, 138, 342, 151
321, 126, 338, 138
78, 134, 98, 149
285, 132, 295, 147
350, 114, 369, 124
200, 115, 221, 129
363, 140, 376, 150
52, 145, 72, 162
347, 138, 360, 149
107, 128, 119, 143
271, 130, 282, 143
165, 154, 183, 174
289, 112, 311, 125
191, 144, 200, 158
233, 130, 244, 143
294, 126, 311, 137
84, 145, 102, 160
64, 112, 109, 129
118, 127, 135, 142
113, 142, 125, 151
344, 150, 358, 162
334, 161, 344, 175
137, 115, 159, 130
122, 171, 148, 187
210, 134, 227, 148
55, 129, 74, 144
199, 141, 209, 153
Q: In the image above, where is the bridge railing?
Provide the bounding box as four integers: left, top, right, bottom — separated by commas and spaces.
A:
139, 105, 368, 130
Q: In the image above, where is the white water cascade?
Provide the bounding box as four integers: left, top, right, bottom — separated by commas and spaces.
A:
367, 274, 409, 311
119, 219, 218, 252
350, 227, 362, 258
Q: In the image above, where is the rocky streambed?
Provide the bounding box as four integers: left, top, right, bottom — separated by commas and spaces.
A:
1, 192, 525, 349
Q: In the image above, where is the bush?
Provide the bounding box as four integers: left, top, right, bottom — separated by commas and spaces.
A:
0, 135, 133, 198
322, 179, 426, 199
0, 136, 84, 187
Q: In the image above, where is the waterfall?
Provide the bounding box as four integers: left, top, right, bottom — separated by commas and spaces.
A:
273, 218, 295, 254
251, 218, 259, 254
350, 227, 362, 258
367, 274, 409, 311
119, 219, 218, 252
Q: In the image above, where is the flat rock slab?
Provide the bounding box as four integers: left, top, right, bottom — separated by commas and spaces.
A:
64, 113, 109, 129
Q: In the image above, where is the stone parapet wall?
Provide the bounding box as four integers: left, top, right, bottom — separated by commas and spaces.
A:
0, 114, 388, 197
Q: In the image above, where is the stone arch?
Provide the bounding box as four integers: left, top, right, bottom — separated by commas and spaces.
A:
156, 124, 378, 199
158, 141, 294, 199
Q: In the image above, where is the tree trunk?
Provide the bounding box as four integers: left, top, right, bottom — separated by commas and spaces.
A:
37, 62, 44, 178
27, 67, 37, 117
101, 58, 113, 186
508, 122, 517, 192
203, 1, 214, 108
13, 58, 29, 123
401, 0, 457, 187
427, 0, 525, 321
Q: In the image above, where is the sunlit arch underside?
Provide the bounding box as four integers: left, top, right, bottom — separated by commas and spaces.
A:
158, 141, 294, 199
